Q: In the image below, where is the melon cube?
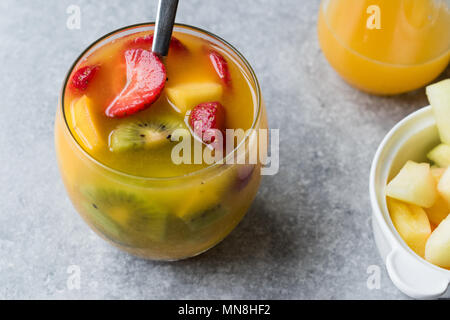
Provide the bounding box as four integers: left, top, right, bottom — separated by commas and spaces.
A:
387, 198, 431, 257
386, 161, 437, 208
426, 79, 450, 144
71, 95, 102, 150
427, 144, 450, 168
425, 215, 450, 268
431, 167, 446, 182
437, 167, 450, 204
425, 196, 449, 226
166, 82, 223, 114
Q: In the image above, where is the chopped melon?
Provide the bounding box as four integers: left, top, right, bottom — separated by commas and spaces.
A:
427, 167, 450, 226
425, 196, 449, 226
386, 161, 437, 208
431, 167, 446, 182
71, 95, 102, 150
166, 82, 223, 113
427, 143, 450, 168
437, 167, 450, 204
426, 79, 450, 144
387, 198, 431, 257
425, 215, 450, 268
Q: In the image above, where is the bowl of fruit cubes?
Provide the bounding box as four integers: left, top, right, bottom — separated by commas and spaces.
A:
370, 79, 450, 299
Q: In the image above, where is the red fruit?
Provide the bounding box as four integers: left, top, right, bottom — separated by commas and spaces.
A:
70, 65, 99, 91
131, 34, 186, 52
209, 50, 231, 87
105, 49, 166, 118
132, 34, 154, 46
189, 102, 226, 144
236, 165, 256, 190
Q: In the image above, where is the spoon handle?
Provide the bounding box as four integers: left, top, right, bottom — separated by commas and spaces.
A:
152, 0, 179, 57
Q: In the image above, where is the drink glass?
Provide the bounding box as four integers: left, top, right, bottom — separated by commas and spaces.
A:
55, 23, 267, 260
318, 0, 450, 95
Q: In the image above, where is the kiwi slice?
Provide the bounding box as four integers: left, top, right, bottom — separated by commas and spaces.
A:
182, 204, 228, 231
109, 116, 188, 152
81, 186, 170, 247
83, 201, 129, 247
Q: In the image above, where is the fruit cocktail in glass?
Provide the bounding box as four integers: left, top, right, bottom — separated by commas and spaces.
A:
55, 23, 268, 260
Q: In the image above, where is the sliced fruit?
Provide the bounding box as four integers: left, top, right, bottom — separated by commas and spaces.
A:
387, 198, 431, 257
425, 215, 450, 268
166, 82, 223, 113
83, 201, 127, 246
70, 95, 102, 150
175, 171, 233, 229
431, 167, 446, 182
182, 204, 228, 231
189, 102, 226, 144
109, 116, 188, 152
131, 34, 187, 52
427, 167, 449, 226
70, 65, 100, 91
386, 161, 437, 208
425, 196, 449, 226
176, 186, 221, 220
105, 49, 166, 118
209, 50, 232, 87
82, 186, 169, 245
175, 186, 228, 231
437, 167, 450, 204
427, 143, 450, 168
236, 164, 256, 191
426, 79, 450, 144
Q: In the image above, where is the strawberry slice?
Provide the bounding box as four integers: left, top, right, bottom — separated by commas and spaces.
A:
189, 102, 226, 144
209, 50, 231, 87
105, 49, 166, 118
131, 34, 187, 52
70, 65, 100, 91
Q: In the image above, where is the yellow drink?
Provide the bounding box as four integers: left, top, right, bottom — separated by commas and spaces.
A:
55, 24, 267, 260
318, 0, 450, 95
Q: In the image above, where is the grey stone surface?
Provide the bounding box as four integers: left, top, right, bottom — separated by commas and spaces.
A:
0, 0, 448, 300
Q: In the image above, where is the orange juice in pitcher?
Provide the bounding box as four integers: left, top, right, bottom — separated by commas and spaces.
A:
318, 0, 450, 95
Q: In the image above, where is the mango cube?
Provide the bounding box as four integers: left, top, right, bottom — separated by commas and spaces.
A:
426, 79, 450, 144
386, 161, 437, 208
71, 95, 102, 150
166, 82, 223, 113
388, 198, 431, 257
425, 215, 450, 268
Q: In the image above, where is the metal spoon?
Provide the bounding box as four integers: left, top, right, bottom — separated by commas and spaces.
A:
152, 0, 179, 57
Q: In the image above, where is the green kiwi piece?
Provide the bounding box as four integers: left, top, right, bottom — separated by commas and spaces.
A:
109, 116, 188, 152
82, 201, 130, 247
81, 186, 170, 247
183, 204, 228, 231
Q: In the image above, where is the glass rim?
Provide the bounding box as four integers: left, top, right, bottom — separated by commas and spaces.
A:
60, 22, 263, 182
320, 0, 450, 67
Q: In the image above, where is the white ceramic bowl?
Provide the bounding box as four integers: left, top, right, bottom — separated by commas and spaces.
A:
370, 106, 450, 299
